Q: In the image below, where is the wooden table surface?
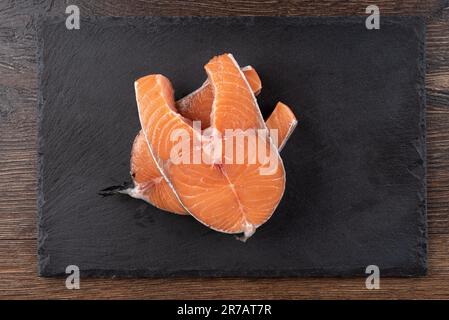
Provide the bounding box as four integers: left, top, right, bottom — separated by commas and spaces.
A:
1, 0, 449, 299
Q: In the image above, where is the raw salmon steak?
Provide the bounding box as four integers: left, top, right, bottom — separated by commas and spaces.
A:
103, 53, 298, 241
134, 54, 292, 240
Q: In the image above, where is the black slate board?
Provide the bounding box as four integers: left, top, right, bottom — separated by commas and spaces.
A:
37, 17, 427, 277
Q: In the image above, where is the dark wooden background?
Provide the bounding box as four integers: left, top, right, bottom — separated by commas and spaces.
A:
1, 0, 449, 299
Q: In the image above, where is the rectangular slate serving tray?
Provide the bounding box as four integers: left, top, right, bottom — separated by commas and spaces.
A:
37, 16, 427, 277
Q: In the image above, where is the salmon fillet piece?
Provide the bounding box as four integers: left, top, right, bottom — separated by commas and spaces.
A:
130, 130, 186, 214
266, 102, 298, 151
135, 53, 286, 240
177, 65, 261, 129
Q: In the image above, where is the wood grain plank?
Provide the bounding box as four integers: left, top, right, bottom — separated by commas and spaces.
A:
76, 0, 447, 17
428, 8, 449, 77
427, 106, 449, 235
